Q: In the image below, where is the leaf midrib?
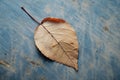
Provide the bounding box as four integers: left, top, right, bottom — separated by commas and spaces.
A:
41, 24, 75, 67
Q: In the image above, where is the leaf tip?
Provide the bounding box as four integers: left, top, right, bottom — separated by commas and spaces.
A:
74, 64, 78, 71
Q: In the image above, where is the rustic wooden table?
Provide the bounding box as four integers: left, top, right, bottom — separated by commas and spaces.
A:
0, 0, 120, 80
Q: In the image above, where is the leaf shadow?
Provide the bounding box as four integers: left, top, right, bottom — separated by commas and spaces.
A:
35, 47, 53, 63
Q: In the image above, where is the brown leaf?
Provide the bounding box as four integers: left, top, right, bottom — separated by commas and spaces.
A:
34, 17, 79, 70
21, 7, 79, 70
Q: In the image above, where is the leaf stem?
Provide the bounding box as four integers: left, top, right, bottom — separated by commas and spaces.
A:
21, 7, 40, 24
21, 7, 77, 70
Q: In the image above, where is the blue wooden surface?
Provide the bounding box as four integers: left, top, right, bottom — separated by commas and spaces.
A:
0, 0, 120, 80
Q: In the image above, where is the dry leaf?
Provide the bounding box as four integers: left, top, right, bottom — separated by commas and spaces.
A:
21, 7, 79, 70
34, 17, 79, 70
